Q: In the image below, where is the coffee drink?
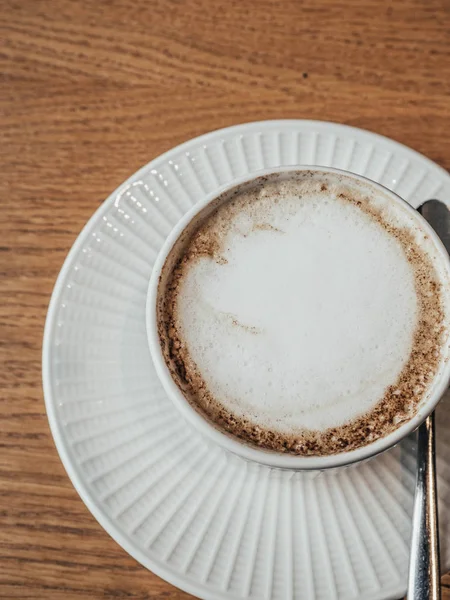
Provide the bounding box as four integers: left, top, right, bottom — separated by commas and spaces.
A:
156, 170, 450, 456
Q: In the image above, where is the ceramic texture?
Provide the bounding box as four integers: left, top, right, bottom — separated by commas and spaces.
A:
43, 120, 450, 600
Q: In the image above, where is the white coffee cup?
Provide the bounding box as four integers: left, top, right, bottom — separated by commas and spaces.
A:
146, 166, 450, 470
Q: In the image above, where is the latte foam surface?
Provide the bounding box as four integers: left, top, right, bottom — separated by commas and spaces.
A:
158, 172, 449, 455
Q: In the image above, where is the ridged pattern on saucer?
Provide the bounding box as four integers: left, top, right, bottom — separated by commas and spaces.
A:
43, 120, 450, 600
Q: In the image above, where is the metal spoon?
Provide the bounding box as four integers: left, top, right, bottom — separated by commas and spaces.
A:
407, 200, 449, 600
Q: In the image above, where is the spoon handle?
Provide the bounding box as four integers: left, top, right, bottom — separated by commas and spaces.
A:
407, 413, 441, 600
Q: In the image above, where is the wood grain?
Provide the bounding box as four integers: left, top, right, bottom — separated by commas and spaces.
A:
0, 0, 449, 598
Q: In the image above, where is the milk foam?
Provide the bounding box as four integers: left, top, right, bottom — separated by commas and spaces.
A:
175, 181, 420, 434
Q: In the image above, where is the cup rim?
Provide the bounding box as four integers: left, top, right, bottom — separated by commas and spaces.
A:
146, 165, 450, 470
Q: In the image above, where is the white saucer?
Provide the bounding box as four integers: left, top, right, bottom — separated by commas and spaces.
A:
43, 120, 450, 600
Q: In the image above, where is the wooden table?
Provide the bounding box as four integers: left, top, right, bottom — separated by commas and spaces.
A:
1, 0, 449, 598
